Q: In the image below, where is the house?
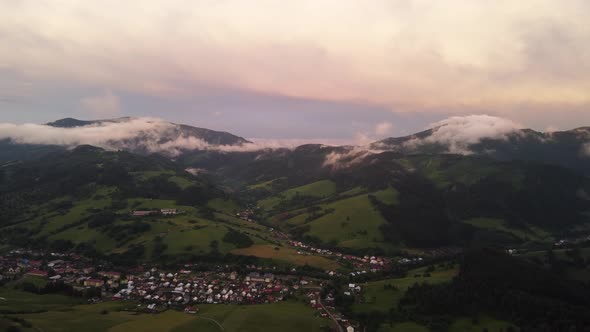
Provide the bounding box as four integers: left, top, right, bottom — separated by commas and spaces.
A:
47, 260, 64, 267
100, 271, 121, 280
161, 209, 178, 215
246, 272, 265, 283
26, 270, 48, 278
184, 306, 198, 314
84, 279, 105, 287
132, 210, 156, 217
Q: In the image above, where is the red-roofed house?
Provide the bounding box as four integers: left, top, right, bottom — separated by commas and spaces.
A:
26, 270, 48, 278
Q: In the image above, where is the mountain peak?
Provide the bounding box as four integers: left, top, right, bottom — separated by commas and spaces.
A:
46, 118, 94, 128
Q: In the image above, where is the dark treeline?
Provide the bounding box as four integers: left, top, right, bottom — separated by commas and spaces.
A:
399, 250, 590, 332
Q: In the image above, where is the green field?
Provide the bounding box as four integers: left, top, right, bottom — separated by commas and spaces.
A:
449, 315, 516, 332
0, 288, 83, 313
5, 296, 334, 332
6, 275, 48, 290
353, 265, 458, 314
406, 156, 525, 189
378, 322, 429, 332
305, 194, 389, 250
373, 187, 399, 205
258, 180, 337, 210
171, 301, 334, 332
131, 170, 197, 190
231, 244, 341, 270
207, 198, 241, 214
463, 218, 552, 242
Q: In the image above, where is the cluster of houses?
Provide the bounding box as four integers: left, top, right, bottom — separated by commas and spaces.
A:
235, 208, 256, 222
131, 208, 179, 217
289, 240, 391, 272
0, 250, 328, 313
0, 249, 365, 330
0, 250, 126, 291
114, 270, 305, 310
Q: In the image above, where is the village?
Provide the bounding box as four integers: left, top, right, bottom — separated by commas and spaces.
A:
0, 249, 363, 331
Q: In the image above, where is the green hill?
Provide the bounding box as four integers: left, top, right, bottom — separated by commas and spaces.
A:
0, 147, 274, 263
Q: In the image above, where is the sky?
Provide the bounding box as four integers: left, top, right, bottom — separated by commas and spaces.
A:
1, 0, 589, 143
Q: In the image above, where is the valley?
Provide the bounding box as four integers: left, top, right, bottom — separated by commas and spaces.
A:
1, 118, 590, 331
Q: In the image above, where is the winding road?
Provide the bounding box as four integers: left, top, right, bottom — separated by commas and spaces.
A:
318, 298, 343, 332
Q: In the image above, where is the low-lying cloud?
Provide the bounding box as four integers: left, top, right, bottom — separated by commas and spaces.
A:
371, 115, 525, 155
322, 147, 374, 170
0, 117, 296, 156
420, 115, 523, 154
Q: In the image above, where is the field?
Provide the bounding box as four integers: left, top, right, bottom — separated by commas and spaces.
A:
6, 275, 48, 290
0, 288, 83, 313
373, 187, 399, 205
378, 322, 429, 332
207, 198, 241, 214
1, 179, 282, 260
304, 194, 389, 250
231, 244, 341, 270
352, 265, 458, 314
463, 218, 552, 242
448, 315, 516, 332
406, 156, 525, 189
3, 293, 334, 332
376, 315, 515, 332
258, 180, 337, 210
173, 301, 334, 332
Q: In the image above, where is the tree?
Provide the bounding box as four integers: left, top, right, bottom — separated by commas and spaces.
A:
209, 240, 219, 254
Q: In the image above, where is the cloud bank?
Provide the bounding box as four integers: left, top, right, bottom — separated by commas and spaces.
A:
419, 115, 524, 154
323, 147, 374, 170
0, 117, 293, 156
1, 0, 589, 121
369, 115, 526, 154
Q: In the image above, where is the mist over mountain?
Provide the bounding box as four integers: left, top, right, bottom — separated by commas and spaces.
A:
0, 117, 251, 158
371, 115, 590, 175
1, 115, 590, 175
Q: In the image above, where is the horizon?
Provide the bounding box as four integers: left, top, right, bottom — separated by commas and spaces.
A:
1, 114, 589, 152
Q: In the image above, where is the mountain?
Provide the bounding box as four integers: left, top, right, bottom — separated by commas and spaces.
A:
2, 117, 590, 257
179, 146, 590, 251
0, 117, 253, 163
0, 139, 66, 163
372, 127, 590, 175
0, 146, 261, 263
46, 117, 252, 152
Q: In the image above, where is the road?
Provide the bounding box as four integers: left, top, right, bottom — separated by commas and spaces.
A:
318, 297, 343, 332
198, 316, 225, 331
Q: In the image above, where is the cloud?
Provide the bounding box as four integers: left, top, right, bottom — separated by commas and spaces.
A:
0, 117, 331, 156
81, 91, 121, 118
419, 115, 523, 154
322, 147, 374, 169
247, 138, 353, 148
545, 125, 559, 133
375, 122, 393, 136
0, 113, 368, 156
1, 0, 589, 119
377, 115, 524, 154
